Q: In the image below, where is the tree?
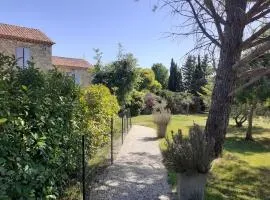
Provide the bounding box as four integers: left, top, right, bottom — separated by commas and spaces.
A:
236, 77, 270, 140
152, 63, 169, 88
161, 0, 270, 156
182, 55, 196, 91
190, 55, 207, 95
93, 53, 138, 106
175, 67, 184, 92
168, 58, 183, 92
137, 68, 162, 92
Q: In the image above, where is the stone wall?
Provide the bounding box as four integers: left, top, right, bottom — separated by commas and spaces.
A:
56, 66, 91, 87
0, 38, 53, 70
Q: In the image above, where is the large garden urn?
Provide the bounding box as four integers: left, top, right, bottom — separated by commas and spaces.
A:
176, 172, 207, 200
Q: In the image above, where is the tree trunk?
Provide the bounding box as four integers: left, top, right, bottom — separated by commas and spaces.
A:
205, 0, 248, 157
235, 118, 243, 128
245, 103, 256, 141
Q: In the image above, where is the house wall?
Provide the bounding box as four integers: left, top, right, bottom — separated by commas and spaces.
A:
0, 38, 53, 70
55, 65, 91, 87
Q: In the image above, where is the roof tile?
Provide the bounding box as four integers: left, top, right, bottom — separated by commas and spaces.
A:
52, 56, 92, 69
0, 23, 54, 45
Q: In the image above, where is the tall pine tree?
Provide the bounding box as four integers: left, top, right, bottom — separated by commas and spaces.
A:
190, 55, 206, 95
168, 58, 184, 92
175, 68, 184, 92
168, 58, 177, 92
182, 55, 196, 91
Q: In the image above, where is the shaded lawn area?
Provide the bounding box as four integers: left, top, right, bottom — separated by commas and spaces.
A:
132, 114, 270, 200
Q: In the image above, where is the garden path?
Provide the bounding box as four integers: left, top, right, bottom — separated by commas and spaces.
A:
90, 125, 172, 200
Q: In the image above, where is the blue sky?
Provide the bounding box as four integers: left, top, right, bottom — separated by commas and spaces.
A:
1, 0, 195, 68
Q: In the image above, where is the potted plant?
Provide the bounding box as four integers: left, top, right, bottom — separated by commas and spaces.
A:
153, 101, 171, 138
163, 124, 215, 200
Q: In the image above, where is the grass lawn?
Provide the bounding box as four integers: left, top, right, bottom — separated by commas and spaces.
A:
132, 114, 270, 200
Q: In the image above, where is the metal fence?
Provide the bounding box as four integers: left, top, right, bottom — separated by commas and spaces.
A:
81, 109, 132, 200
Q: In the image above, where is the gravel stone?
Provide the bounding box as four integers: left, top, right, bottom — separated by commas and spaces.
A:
90, 125, 172, 200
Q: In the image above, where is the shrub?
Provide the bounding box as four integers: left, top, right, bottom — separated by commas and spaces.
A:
163, 124, 214, 173
0, 54, 81, 199
153, 101, 171, 138
127, 90, 145, 117
142, 92, 162, 114
0, 54, 119, 199
159, 90, 194, 114
80, 84, 120, 153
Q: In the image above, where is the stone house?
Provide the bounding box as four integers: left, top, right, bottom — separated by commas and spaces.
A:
52, 56, 92, 87
0, 23, 54, 70
0, 23, 92, 86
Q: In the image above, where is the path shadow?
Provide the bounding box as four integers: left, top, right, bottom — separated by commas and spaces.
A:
139, 136, 160, 142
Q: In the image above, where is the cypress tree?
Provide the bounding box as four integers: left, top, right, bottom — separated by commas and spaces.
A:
168, 58, 178, 92
175, 68, 184, 92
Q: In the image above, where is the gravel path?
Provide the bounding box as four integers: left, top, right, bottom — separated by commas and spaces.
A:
90, 125, 172, 200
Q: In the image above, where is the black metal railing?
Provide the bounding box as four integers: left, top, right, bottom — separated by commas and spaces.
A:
81, 109, 132, 199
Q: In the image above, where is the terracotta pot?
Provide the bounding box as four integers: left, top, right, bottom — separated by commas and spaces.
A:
176, 172, 207, 200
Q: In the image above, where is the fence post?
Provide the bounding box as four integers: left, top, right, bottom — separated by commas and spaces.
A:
111, 117, 114, 164
126, 113, 128, 132
121, 115, 124, 144
130, 114, 132, 129
82, 135, 86, 200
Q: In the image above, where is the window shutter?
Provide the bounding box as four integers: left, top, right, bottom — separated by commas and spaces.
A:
75, 71, 81, 85
23, 48, 31, 67
15, 47, 24, 67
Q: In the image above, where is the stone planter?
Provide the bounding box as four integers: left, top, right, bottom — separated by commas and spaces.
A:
157, 124, 167, 138
176, 172, 207, 200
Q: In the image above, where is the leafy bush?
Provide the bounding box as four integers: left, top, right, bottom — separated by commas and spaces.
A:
163, 124, 214, 173
137, 68, 162, 93
153, 101, 171, 138
159, 90, 194, 114
127, 90, 145, 117
142, 92, 162, 114
0, 54, 81, 199
92, 53, 138, 106
0, 54, 119, 199
80, 84, 120, 153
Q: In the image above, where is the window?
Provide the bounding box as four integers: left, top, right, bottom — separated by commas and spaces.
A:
66, 70, 81, 85
15, 47, 31, 68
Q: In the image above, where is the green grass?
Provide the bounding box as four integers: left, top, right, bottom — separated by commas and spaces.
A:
133, 114, 270, 200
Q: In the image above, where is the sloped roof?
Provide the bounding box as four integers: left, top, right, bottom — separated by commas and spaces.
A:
0, 23, 54, 45
52, 56, 92, 69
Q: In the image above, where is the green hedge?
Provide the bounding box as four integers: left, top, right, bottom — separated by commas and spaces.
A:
0, 54, 119, 199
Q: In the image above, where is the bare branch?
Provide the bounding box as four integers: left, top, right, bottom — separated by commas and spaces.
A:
245, 36, 270, 49
186, 0, 221, 47
248, 8, 270, 24
233, 41, 270, 70
229, 68, 270, 96
204, 0, 224, 41
246, 0, 270, 24
242, 23, 270, 50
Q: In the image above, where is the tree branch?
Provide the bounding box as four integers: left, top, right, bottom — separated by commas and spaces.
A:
248, 8, 270, 24
242, 23, 270, 50
229, 68, 270, 96
245, 36, 270, 50
187, 0, 221, 47
233, 41, 270, 70
246, 0, 270, 24
204, 0, 224, 41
